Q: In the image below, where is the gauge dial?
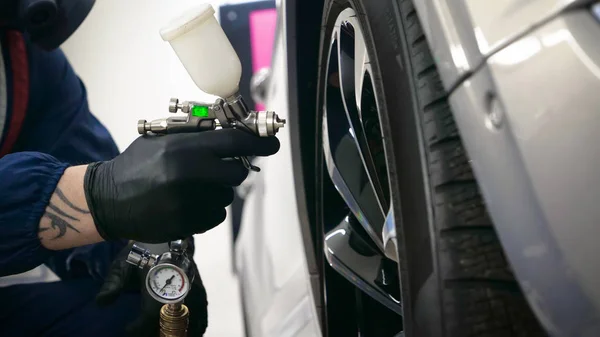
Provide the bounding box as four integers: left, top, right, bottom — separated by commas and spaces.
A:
147, 264, 190, 302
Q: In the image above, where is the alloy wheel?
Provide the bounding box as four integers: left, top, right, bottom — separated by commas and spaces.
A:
318, 7, 403, 336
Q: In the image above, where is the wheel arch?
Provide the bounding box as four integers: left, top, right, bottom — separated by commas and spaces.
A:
285, 0, 325, 265
284, 1, 329, 323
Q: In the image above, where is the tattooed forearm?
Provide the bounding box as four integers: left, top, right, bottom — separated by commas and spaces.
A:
39, 187, 88, 240
41, 212, 81, 239
38, 227, 50, 241
37, 165, 103, 250
55, 187, 90, 214
47, 202, 79, 221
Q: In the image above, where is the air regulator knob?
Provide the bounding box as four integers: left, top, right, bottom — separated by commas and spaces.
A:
169, 98, 180, 113
137, 120, 148, 134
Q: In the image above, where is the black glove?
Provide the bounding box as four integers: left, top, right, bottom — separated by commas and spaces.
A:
83, 129, 280, 243
96, 240, 208, 337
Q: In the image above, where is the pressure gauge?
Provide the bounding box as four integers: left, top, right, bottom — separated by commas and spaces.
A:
127, 242, 195, 305
146, 263, 191, 304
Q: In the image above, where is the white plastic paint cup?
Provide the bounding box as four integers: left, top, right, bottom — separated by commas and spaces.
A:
160, 4, 242, 98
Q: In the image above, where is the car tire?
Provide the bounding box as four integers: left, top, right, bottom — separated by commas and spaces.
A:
308, 0, 548, 336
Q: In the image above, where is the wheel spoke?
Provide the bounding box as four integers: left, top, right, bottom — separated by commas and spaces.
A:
323, 216, 402, 315
322, 9, 396, 249
337, 16, 390, 214
322, 102, 384, 249
323, 37, 385, 248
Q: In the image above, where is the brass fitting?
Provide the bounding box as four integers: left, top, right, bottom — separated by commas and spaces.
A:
160, 303, 189, 337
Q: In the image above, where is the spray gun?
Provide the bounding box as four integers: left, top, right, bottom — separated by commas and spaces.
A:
137, 94, 284, 171
136, 4, 285, 172
126, 4, 286, 336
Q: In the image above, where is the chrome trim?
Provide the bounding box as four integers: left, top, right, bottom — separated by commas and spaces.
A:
324, 216, 402, 315
382, 208, 398, 262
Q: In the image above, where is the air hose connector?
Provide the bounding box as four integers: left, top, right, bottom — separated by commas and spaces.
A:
159, 303, 189, 337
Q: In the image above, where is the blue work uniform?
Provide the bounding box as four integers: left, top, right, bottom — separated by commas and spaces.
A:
0, 31, 140, 336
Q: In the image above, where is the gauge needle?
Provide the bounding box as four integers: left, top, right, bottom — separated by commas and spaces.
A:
160, 275, 175, 293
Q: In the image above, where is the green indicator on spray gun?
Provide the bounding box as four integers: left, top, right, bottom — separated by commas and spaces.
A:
191, 105, 209, 118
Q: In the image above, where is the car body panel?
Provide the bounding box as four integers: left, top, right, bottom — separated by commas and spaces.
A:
411, 0, 483, 89
461, 0, 593, 54
413, 0, 595, 90
449, 10, 600, 336
234, 4, 322, 335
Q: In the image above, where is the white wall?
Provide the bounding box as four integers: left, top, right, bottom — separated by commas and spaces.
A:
62, 1, 248, 336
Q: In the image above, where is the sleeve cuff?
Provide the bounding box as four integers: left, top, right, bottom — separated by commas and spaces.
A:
0, 152, 68, 276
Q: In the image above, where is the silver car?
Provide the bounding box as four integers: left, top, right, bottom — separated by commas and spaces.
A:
236, 1, 600, 336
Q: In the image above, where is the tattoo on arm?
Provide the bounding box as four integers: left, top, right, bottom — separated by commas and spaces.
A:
48, 203, 79, 221
42, 212, 81, 239
55, 187, 90, 214
39, 187, 86, 240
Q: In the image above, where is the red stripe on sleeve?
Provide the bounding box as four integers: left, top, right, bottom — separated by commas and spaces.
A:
0, 31, 29, 156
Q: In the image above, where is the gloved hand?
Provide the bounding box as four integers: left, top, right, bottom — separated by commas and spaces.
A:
96, 240, 208, 337
83, 129, 280, 243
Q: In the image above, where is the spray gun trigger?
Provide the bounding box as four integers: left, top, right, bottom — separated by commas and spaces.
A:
239, 156, 260, 172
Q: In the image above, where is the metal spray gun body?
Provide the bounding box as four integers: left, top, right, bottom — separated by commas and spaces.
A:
137, 94, 285, 171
